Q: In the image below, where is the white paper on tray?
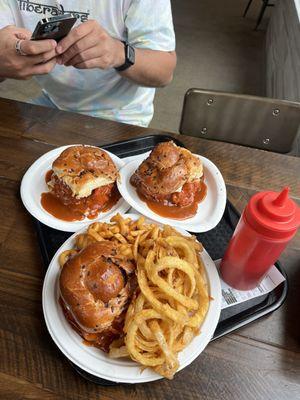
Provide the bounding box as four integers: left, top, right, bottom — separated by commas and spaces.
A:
214, 260, 286, 309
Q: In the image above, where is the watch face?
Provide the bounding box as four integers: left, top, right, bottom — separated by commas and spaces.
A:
115, 42, 135, 71
126, 45, 135, 65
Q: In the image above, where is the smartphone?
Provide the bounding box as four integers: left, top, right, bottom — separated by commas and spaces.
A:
31, 14, 77, 42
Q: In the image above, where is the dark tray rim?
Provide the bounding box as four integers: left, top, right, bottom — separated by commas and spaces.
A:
35, 133, 288, 385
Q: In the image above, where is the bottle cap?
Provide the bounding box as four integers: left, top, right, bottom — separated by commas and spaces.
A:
245, 187, 300, 239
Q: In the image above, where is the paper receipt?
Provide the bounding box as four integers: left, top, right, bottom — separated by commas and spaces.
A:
214, 260, 286, 309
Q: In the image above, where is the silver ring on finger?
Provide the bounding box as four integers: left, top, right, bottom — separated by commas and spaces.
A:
15, 39, 27, 56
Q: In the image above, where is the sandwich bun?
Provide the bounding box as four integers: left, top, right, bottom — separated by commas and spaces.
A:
52, 145, 118, 198
130, 141, 203, 202
59, 241, 136, 336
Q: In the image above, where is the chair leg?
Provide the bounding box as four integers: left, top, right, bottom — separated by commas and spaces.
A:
255, 0, 269, 30
243, 0, 254, 17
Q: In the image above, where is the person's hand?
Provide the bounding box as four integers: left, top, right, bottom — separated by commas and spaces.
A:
56, 20, 125, 70
0, 25, 58, 80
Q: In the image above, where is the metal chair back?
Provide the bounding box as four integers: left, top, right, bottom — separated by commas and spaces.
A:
179, 89, 300, 153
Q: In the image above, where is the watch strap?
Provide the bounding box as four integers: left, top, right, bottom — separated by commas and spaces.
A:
115, 41, 135, 72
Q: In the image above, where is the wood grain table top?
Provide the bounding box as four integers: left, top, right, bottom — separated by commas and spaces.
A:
0, 98, 299, 400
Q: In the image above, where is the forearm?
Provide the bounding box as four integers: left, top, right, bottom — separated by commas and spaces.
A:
119, 48, 177, 88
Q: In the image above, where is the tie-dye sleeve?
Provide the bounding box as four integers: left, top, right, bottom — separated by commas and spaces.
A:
0, 0, 16, 28
125, 0, 175, 51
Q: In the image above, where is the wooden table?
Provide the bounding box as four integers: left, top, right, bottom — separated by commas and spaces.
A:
0, 98, 299, 400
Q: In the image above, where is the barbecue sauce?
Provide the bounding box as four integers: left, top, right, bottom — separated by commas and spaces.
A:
137, 181, 207, 220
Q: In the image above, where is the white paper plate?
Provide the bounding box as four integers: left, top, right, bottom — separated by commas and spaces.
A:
42, 213, 221, 384
20, 145, 130, 232
117, 152, 226, 233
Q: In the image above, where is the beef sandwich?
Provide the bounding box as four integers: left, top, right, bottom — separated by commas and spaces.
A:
130, 141, 204, 207
47, 145, 119, 218
59, 241, 137, 352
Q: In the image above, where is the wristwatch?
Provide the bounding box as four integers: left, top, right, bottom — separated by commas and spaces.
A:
115, 41, 135, 72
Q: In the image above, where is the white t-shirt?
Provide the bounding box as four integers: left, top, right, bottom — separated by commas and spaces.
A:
0, 0, 175, 126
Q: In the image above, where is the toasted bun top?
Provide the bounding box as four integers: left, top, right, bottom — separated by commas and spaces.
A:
130, 141, 203, 196
59, 241, 136, 333
52, 146, 118, 198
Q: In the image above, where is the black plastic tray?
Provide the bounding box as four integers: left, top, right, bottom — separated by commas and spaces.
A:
34, 134, 288, 384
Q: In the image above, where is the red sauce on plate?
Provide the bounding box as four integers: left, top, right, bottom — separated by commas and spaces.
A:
137, 181, 207, 220
41, 170, 121, 222
45, 169, 53, 184
100, 185, 121, 213
41, 192, 85, 221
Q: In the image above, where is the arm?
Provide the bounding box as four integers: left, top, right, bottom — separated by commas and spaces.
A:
119, 48, 176, 88
56, 20, 176, 88
121, 0, 176, 87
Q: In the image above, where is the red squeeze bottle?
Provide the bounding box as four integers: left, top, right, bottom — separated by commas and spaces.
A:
220, 187, 300, 290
